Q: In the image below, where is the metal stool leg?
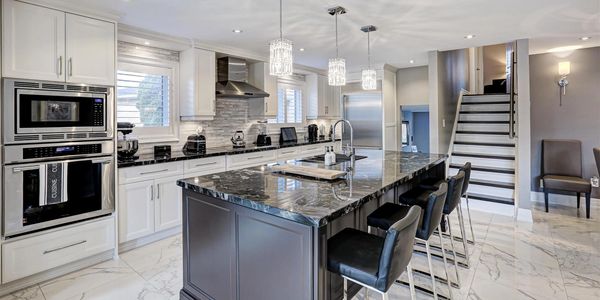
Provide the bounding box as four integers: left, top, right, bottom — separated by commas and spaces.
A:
382, 292, 389, 300
368, 225, 371, 234
343, 278, 348, 300
465, 193, 476, 244
446, 215, 460, 287
457, 206, 470, 268
438, 226, 453, 300
407, 262, 417, 300
365, 286, 369, 300
425, 240, 438, 300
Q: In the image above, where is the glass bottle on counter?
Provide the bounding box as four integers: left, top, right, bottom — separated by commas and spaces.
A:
324, 146, 333, 166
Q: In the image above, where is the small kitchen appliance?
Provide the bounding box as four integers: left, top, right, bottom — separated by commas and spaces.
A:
279, 127, 298, 144
183, 127, 207, 153
307, 124, 318, 142
231, 130, 246, 148
117, 122, 139, 160
256, 125, 271, 146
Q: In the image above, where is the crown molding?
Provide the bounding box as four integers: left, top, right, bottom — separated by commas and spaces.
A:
20, 0, 120, 21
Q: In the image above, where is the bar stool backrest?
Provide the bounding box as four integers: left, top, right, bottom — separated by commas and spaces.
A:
374, 205, 422, 292
444, 170, 466, 214
417, 182, 448, 240
459, 162, 471, 196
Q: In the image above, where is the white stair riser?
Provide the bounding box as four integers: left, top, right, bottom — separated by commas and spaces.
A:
449, 168, 515, 184
453, 144, 515, 156
455, 133, 515, 144
451, 156, 515, 169
462, 95, 510, 103
458, 123, 509, 132
461, 103, 510, 112
469, 184, 515, 199
459, 114, 509, 122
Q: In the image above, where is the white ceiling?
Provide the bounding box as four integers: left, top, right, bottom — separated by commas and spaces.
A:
52, 0, 600, 70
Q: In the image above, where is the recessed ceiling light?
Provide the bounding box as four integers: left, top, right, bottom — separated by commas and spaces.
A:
464, 34, 475, 39
144, 41, 150, 45
299, 48, 305, 52
409, 60, 414, 64
548, 45, 582, 53
232, 29, 243, 33
580, 36, 591, 41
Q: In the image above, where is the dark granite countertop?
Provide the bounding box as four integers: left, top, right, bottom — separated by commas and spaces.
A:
177, 149, 447, 227
118, 139, 335, 168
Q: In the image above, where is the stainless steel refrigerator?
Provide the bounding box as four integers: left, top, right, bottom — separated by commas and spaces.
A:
342, 93, 383, 149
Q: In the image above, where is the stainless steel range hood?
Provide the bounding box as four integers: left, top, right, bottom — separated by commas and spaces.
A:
216, 57, 270, 99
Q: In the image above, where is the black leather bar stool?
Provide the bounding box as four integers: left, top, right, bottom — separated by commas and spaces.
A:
438, 171, 466, 287
367, 183, 452, 300
328, 206, 422, 300
458, 163, 475, 245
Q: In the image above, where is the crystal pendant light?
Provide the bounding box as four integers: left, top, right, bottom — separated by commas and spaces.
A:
269, 0, 293, 76
328, 6, 346, 86
361, 25, 377, 90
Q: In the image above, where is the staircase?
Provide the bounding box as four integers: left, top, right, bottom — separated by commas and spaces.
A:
448, 93, 516, 205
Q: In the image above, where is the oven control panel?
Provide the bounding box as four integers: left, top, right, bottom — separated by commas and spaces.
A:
23, 144, 102, 159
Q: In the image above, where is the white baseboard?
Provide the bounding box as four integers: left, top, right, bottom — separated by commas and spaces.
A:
530, 191, 599, 208
516, 208, 533, 223
118, 226, 181, 253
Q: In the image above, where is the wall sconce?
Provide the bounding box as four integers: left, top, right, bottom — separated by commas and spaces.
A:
557, 61, 570, 105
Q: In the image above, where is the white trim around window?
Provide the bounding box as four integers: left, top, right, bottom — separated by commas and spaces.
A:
117, 55, 179, 143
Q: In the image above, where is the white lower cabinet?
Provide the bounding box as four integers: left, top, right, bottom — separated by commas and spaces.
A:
118, 180, 155, 242
2, 217, 115, 283
154, 175, 183, 232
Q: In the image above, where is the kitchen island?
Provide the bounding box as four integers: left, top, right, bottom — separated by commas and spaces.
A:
177, 149, 446, 300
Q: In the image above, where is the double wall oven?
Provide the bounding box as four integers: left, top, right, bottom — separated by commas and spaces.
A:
2, 79, 115, 237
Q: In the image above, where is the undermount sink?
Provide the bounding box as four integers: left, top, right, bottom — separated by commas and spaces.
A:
299, 154, 367, 165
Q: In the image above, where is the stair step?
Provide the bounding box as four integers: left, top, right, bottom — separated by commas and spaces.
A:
449, 167, 515, 184
452, 152, 515, 160
451, 155, 515, 170
460, 103, 511, 112
457, 120, 512, 124
470, 179, 515, 189
459, 113, 510, 122
462, 94, 510, 104
458, 123, 510, 132
467, 192, 514, 205
461, 101, 511, 105
456, 131, 509, 135
455, 133, 515, 144
453, 141, 515, 147
449, 164, 515, 174
468, 183, 514, 199
460, 111, 511, 114
453, 144, 515, 156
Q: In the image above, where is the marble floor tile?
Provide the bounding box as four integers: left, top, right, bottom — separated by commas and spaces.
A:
0, 285, 45, 300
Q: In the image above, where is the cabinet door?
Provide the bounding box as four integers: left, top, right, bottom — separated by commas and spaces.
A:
118, 181, 155, 242
195, 48, 216, 116
2, 0, 65, 81
65, 14, 115, 85
330, 85, 341, 118
264, 72, 279, 117
154, 176, 182, 232
317, 75, 329, 117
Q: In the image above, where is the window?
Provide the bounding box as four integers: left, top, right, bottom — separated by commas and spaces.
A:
402, 121, 409, 145
117, 59, 178, 142
270, 82, 303, 124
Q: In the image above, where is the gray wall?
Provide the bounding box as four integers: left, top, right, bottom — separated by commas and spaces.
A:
396, 66, 428, 106
413, 112, 430, 153
483, 44, 507, 85
530, 46, 600, 197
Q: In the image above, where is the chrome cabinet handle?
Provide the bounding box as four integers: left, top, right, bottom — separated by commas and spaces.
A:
58, 56, 63, 76
13, 165, 40, 173
140, 169, 169, 175
68, 58, 73, 76
43, 240, 86, 254
246, 155, 263, 160
157, 184, 160, 200
281, 150, 295, 154
92, 158, 112, 164
194, 161, 217, 167
265, 101, 268, 113
151, 185, 154, 201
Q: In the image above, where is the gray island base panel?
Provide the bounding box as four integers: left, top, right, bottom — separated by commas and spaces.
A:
177, 150, 447, 300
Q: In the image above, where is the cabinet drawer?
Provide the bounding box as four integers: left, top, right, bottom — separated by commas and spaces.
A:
227, 150, 277, 170
183, 156, 226, 176
277, 147, 301, 160
301, 144, 329, 157
119, 161, 183, 184
2, 217, 115, 283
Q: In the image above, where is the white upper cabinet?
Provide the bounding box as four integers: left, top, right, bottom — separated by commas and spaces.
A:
180, 48, 216, 120
2, 0, 65, 81
1, 0, 115, 85
65, 13, 115, 85
247, 62, 278, 118
307, 74, 341, 119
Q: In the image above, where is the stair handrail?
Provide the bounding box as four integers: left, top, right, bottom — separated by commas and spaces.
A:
447, 89, 470, 172
508, 43, 517, 139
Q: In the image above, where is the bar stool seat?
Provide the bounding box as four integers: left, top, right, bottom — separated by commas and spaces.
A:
418, 178, 444, 190
328, 228, 385, 289
398, 188, 430, 209
367, 203, 412, 231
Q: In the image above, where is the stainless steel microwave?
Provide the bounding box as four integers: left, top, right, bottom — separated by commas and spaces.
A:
2, 79, 113, 144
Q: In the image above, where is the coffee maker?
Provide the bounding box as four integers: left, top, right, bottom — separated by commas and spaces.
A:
307, 124, 318, 142
183, 127, 206, 154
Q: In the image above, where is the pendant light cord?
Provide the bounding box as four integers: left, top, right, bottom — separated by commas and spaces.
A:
367, 31, 371, 68
335, 12, 339, 58
279, 0, 283, 39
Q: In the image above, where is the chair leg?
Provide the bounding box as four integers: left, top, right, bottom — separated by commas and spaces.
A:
368, 225, 371, 234
425, 241, 439, 300
544, 189, 549, 212
438, 226, 454, 300
343, 278, 348, 300
447, 215, 460, 287
577, 192, 581, 209
465, 193, 476, 244
407, 262, 417, 300
365, 287, 369, 300
457, 206, 470, 268
382, 292, 389, 300
586, 192, 591, 219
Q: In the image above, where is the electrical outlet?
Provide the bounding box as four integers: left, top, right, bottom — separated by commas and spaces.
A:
591, 176, 599, 188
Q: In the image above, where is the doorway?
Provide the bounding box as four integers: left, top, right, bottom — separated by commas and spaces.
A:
401, 105, 429, 153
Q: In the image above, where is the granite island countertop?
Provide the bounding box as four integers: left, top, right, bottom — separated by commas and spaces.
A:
177, 149, 447, 227
118, 139, 336, 168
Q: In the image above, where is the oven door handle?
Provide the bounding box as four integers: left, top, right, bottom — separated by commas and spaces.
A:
91, 158, 113, 164
13, 165, 41, 173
